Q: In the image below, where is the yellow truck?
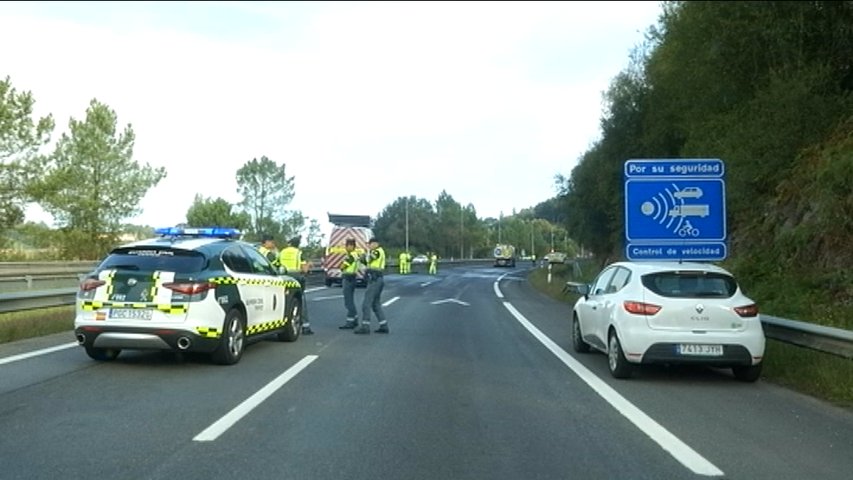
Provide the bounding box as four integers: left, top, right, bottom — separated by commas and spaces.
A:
493, 244, 516, 267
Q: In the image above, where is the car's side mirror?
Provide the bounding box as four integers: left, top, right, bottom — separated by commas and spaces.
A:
565, 282, 590, 298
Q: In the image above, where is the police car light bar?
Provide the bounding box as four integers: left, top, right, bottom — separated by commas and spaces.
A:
154, 227, 242, 239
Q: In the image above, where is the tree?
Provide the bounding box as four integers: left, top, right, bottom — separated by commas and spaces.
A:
0, 76, 55, 237
186, 194, 251, 230
30, 99, 166, 259
373, 196, 436, 254
302, 218, 325, 259
235, 156, 301, 241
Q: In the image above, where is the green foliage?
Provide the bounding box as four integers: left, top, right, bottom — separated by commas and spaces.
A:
235, 155, 301, 241
29, 99, 166, 259
374, 195, 438, 254
186, 194, 251, 230
0, 306, 74, 344
0, 76, 55, 238
558, 1, 853, 329
762, 340, 853, 408
303, 218, 324, 252
372, 192, 564, 259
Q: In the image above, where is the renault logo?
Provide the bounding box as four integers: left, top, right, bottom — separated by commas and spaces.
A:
127, 278, 138, 286
695, 304, 704, 314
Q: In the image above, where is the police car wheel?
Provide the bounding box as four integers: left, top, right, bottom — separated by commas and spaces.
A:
85, 346, 121, 361
212, 309, 246, 365
277, 299, 302, 342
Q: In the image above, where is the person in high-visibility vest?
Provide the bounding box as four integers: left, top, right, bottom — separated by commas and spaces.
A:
428, 252, 438, 275
354, 237, 388, 334
339, 238, 361, 329
398, 251, 407, 274
257, 234, 280, 269
404, 251, 412, 274
278, 236, 312, 335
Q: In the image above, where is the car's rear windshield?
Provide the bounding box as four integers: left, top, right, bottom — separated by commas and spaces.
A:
99, 248, 207, 274
641, 271, 738, 298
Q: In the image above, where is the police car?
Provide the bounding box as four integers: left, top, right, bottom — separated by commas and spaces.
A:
73, 227, 305, 365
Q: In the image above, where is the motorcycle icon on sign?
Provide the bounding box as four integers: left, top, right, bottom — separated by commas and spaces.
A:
677, 220, 700, 237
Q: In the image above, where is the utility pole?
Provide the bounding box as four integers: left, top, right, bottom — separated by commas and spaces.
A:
405, 196, 409, 252
460, 206, 464, 259
530, 223, 534, 258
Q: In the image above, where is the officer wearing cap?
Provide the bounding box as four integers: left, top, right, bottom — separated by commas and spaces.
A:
338, 238, 361, 329
354, 237, 388, 334
278, 236, 313, 335
257, 234, 279, 268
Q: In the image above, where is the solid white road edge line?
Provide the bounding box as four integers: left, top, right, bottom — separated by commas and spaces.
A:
501, 302, 724, 478
0, 342, 77, 366
193, 355, 318, 442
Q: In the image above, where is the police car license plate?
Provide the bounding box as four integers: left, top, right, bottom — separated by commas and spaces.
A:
109, 308, 153, 320
678, 344, 723, 356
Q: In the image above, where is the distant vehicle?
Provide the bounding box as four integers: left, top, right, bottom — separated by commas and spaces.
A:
323, 214, 373, 287
412, 254, 429, 264
306, 258, 324, 273
74, 226, 305, 365
546, 252, 567, 264
674, 186, 703, 199
571, 261, 765, 382
493, 244, 516, 267
668, 204, 709, 217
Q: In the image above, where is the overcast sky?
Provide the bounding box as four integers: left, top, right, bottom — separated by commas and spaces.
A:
1, 1, 663, 237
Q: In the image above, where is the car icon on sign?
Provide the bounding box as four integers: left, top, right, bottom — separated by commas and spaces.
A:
674, 187, 703, 199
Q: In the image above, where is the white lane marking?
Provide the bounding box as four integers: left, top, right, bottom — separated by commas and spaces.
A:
305, 287, 325, 293
0, 342, 78, 366
420, 282, 435, 287
383, 296, 400, 307
312, 295, 344, 301
493, 272, 510, 298
501, 302, 724, 477
430, 299, 470, 306
193, 355, 318, 442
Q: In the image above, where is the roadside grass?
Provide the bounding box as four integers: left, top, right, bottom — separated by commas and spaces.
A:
527, 264, 853, 408
0, 306, 75, 344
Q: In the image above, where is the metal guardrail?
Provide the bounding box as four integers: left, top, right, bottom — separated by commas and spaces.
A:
0, 288, 78, 314
760, 315, 853, 360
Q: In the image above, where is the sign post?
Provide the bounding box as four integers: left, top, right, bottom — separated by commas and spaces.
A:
624, 159, 727, 261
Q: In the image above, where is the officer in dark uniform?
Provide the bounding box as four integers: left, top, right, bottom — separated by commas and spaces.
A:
354, 237, 388, 334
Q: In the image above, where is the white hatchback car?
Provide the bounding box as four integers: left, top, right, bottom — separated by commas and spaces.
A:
571, 261, 765, 382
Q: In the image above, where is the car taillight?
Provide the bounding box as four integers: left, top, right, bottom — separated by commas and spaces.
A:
163, 282, 215, 295
79, 278, 105, 292
623, 301, 661, 315
734, 304, 759, 317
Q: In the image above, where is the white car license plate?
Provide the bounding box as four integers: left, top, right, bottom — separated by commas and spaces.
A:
109, 308, 153, 320
678, 344, 723, 356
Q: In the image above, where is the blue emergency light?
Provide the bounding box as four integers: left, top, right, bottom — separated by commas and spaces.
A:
154, 226, 242, 239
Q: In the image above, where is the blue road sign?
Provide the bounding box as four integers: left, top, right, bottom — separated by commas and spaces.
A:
625, 242, 727, 261
624, 159, 727, 261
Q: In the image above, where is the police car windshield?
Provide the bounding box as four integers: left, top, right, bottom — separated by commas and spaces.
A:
100, 248, 206, 274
